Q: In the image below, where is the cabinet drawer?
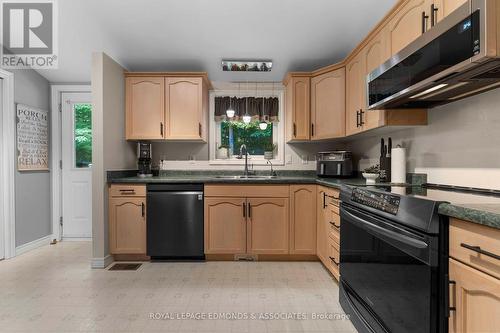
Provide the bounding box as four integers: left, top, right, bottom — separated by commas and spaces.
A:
205, 185, 289, 198
109, 184, 146, 197
450, 218, 500, 279
327, 213, 340, 244
327, 241, 340, 280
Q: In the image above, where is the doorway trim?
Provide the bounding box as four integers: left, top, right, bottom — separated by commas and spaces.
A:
0, 69, 15, 259
50, 85, 91, 242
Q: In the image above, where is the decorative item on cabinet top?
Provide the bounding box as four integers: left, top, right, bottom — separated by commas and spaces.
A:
124, 72, 211, 142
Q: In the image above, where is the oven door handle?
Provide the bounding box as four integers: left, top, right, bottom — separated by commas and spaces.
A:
342, 209, 428, 250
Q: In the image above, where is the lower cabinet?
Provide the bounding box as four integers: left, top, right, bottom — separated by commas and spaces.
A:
247, 198, 289, 254
204, 189, 289, 255
317, 185, 341, 280
204, 198, 246, 254
449, 258, 500, 333
109, 196, 146, 254
290, 185, 317, 254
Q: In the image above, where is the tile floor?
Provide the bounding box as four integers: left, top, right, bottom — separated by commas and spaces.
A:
0, 242, 357, 333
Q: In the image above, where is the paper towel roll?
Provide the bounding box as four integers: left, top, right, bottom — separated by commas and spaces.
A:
391, 147, 406, 184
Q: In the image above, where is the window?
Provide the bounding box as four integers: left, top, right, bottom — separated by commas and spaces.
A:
220, 120, 273, 156
74, 103, 92, 168
209, 86, 284, 165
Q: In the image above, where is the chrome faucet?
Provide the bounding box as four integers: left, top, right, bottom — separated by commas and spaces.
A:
267, 160, 277, 177
238, 144, 250, 176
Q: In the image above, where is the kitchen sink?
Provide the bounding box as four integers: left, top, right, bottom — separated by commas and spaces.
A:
214, 175, 278, 179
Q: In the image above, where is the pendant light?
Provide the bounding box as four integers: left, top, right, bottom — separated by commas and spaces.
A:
226, 93, 235, 118
259, 93, 268, 130
242, 82, 251, 124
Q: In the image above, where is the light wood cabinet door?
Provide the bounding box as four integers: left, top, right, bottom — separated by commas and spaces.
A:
204, 198, 247, 254
310, 68, 345, 140
289, 185, 316, 254
388, 0, 430, 56
363, 28, 391, 131
449, 259, 500, 333
435, 0, 467, 22
165, 77, 206, 141
316, 187, 328, 263
285, 76, 310, 141
125, 77, 164, 140
109, 197, 146, 254
346, 52, 366, 136
247, 198, 289, 254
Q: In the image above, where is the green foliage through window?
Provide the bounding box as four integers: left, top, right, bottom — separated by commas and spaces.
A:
74, 104, 92, 168
220, 121, 273, 156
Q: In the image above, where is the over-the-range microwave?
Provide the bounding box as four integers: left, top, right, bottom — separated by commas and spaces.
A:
367, 0, 500, 110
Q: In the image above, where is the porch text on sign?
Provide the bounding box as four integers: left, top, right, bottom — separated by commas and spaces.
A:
16, 104, 49, 171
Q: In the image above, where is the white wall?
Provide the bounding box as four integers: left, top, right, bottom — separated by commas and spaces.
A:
91, 52, 136, 265
346, 89, 500, 189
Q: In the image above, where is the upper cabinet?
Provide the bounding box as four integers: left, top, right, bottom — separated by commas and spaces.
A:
125, 77, 165, 140
435, 0, 468, 22
165, 77, 208, 141
284, 75, 310, 141
310, 68, 345, 140
388, 0, 431, 55
125, 73, 210, 142
346, 52, 366, 136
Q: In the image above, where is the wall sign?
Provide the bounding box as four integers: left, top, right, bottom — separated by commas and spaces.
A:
16, 104, 49, 171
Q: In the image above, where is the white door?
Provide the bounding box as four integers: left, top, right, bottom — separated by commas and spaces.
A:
61, 92, 92, 239
0, 78, 4, 259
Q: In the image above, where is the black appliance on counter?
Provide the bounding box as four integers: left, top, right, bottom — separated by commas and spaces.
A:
137, 142, 153, 178
147, 184, 204, 260
339, 185, 449, 333
316, 151, 353, 177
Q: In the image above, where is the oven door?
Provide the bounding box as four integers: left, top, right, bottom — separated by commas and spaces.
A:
340, 203, 439, 333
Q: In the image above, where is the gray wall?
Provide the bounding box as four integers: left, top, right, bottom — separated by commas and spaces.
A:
345, 88, 500, 171
11, 69, 51, 247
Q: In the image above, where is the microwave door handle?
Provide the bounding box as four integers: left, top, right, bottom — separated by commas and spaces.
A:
341, 209, 428, 250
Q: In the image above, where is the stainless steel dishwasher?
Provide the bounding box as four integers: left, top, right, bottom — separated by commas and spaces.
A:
146, 184, 204, 260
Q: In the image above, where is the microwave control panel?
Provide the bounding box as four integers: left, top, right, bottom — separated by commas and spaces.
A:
351, 188, 400, 215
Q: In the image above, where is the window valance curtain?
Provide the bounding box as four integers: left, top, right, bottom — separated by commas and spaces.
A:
214, 96, 279, 122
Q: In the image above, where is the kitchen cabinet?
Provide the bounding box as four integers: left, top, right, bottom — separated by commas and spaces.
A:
284, 75, 310, 141
247, 198, 289, 254
449, 259, 500, 333
317, 185, 340, 281
316, 187, 328, 263
388, 0, 432, 56
346, 51, 366, 136
204, 198, 247, 254
108, 184, 147, 255
125, 73, 209, 142
204, 185, 290, 255
165, 77, 208, 141
289, 185, 317, 254
310, 68, 345, 139
125, 77, 164, 140
435, 0, 467, 22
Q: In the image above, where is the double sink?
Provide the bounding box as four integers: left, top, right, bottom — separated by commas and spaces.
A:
214, 175, 278, 179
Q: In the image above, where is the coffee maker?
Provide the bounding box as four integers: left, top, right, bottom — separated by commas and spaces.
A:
137, 142, 153, 177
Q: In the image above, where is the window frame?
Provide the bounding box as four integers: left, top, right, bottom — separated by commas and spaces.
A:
209, 87, 285, 165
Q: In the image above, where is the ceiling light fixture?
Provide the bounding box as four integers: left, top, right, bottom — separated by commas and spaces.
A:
226, 94, 235, 118
243, 82, 251, 124
259, 82, 268, 130
222, 59, 272, 72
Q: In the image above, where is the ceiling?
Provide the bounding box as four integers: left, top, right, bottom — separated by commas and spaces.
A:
37, 0, 397, 83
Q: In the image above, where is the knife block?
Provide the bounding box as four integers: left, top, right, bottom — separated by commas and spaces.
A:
379, 156, 391, 183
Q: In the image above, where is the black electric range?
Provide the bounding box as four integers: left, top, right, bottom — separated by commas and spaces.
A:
339, 184, 448, 333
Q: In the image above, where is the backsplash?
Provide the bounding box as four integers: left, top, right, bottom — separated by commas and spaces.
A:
345, 89, 500, 189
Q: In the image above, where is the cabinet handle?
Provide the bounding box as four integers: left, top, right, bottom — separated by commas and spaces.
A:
323, 192, 327, 209
160, 122, 164, 136
293, 123, 296, 137
422, 11, 429, 34
119, 189, 135, 194
198, 123, 202, 137
311, 123, 314, 137
329, 221, 340, 229
141, 202, 145, 217
329, 256, 339, 266
242, 202, 246, 218
460, 243, 500, 261
247, 202, 252, 219
448, 279, 456, 315
360, 109, 365, 126
431, 4, 438, 27
356, 110, 360, 127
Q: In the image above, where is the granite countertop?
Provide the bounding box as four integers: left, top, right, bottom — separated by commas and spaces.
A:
108, 170, 500, 230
